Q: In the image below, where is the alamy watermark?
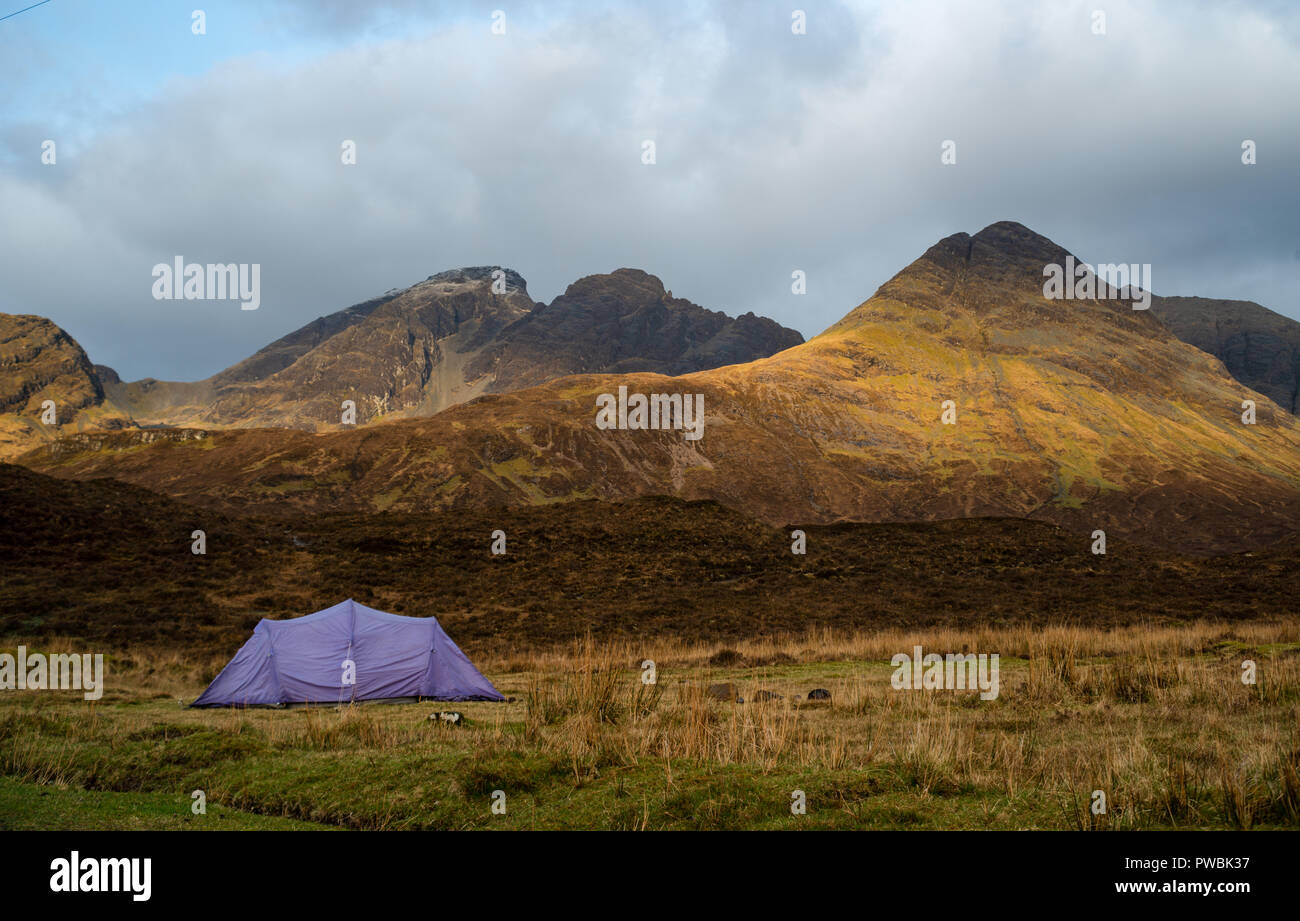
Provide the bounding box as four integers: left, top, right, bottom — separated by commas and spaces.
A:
152, 257, 260, 310
0, 646, 104, 700
1043, 255, 1150, 310
595, 385, 705, 441
50, 851, 150, 901
891, 645, 1000, 700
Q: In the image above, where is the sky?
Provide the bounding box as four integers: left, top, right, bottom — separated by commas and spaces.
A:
1, 0, 1297, 382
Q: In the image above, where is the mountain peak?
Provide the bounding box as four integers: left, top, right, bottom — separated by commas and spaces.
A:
423, 266, 528, 294
918, 221, 1071, 273
971, 220, 1072, 265
478, 268, 802, 391
561, 268, 667, 301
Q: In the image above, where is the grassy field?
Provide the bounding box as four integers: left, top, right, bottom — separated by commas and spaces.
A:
2, 622, 1299, 830
0, 777, 333, 830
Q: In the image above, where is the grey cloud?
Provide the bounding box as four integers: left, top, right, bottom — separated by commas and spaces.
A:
0, 0, 1296, 381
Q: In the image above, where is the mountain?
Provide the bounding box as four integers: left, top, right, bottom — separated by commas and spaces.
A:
22, 222, 1300, 553
102, 266, 802, 429
470, 269, 804, 391
0, 267, 802, 455
1152, 296, 1300, 414
110, 267, 538, 429
0, 314, 131, 458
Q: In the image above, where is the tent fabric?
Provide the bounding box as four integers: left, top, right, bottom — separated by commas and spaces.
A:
191, 599, 505, 707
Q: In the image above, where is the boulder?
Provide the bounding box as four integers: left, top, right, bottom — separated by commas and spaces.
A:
706, 682, 740, 702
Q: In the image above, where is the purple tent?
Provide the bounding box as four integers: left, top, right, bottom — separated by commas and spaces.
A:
191, 599, 505, 707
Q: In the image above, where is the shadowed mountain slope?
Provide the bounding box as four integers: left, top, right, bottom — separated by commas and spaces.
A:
472, 268, 803, 391
1152, 296, 1300, 414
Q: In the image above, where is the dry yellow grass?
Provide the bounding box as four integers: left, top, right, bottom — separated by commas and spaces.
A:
3, 620, 1298, 829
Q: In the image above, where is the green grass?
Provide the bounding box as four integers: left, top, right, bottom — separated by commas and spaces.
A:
3, 625, 1299, 831
0, 776, 334, 830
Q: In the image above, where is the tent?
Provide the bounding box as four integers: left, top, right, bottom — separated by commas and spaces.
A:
191, 599, 504, 707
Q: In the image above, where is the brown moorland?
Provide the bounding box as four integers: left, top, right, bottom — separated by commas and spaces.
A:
2, 463, 1295, 661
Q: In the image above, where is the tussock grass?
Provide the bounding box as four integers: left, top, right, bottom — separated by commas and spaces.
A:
2, 620, 1299, 829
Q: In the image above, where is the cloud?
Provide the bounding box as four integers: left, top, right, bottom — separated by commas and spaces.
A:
0, 0, 1296, 380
